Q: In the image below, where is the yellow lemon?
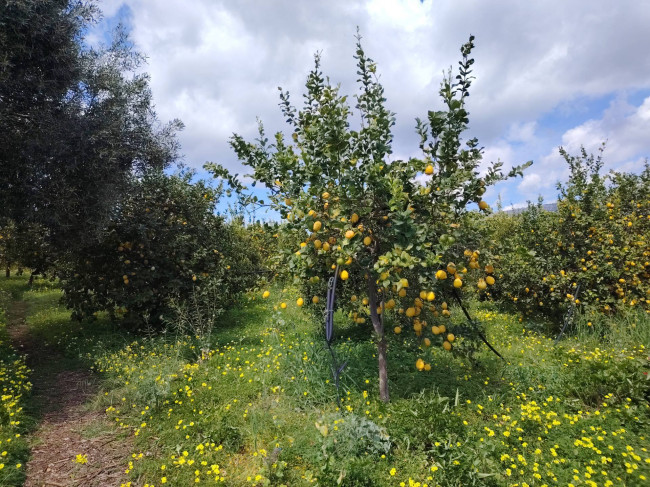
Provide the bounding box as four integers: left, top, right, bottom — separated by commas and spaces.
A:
447, 333, 455, 342
350, 213, 359, 224
322, 242, 331, 251
415, 358, 425, 371
296, 298, 304, 307
478, 200, 489, 210
443, 341, 452, 351
363, 236, 372, 246
313, 221, 322, 232
436, 270, 447, 280
345, 230, 355, 239
405, 307, 416, 317
486, 276, 495, 285
314, 239, 322, 249
322, 191, 330, 199
427, 291, 435, 301
340, 270, 349, 280
425, 164, 434, 175
262, 290, 270, 299
312, 296, 320, 304
394, 326, 402, 334
453, 278, 462, 288
280, 302, 287, 309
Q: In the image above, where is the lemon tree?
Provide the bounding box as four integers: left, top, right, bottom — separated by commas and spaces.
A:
224, 35, 529, 401
61, 170, 259, 329
485, 147, 649, 322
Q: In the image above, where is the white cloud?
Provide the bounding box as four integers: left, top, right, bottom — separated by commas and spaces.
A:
91, 0, 650, 204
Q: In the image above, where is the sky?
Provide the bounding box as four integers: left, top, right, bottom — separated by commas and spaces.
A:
91, 0, 650, 215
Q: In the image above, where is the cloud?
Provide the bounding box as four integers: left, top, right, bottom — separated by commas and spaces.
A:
90, 0, 650, 206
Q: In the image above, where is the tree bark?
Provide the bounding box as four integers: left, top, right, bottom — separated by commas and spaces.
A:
5, 266, 9, 278
368, 274, 389, 402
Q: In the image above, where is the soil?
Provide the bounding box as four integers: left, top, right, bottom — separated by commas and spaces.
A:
7, 300, 133, 487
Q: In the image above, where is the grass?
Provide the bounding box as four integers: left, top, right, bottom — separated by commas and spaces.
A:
1, 275, 649, 486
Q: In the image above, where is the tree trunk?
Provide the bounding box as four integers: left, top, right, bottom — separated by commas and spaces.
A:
5, 266, 9, 278
28, 271, 35, 287
368, 275, 389, 402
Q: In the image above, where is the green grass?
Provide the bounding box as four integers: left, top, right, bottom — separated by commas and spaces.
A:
85, 289, 650, 487
2, 276, 650, 486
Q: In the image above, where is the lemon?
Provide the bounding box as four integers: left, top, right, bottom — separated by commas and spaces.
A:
345, 230, 355, 239
362, 297, 369, 305
424, 363, 431, 371
280, 302, 287, 309
322, 192, 330, 199
296, 298, 304, 307
419, 290, 427, 300
439, 324, 446, 333
398, 288, 407, 298
314, 239, 322, 249
432, 325, 440, 335
416, 358, 425, 371
351, 295, 358, 302
313, 221, 322, 232
447, 333, 455, 342
262, 290, 270, 299
424, 337, 431, 347
436, 270, 447, 280
425, 164, 434, 175
322, 242, 331, 251
350, 213, 359, 224
405, 307, 416, 317
340, 270, 349, 280
394, 326, 402, 334
447, 262, 457, 275
453, 278, 462, 288
486, 276, 495, 285
443, 341, 452, 351
477, 279, 487, 290
312, 296, 319, 304
484, 264, 494, 274
426, 291, 435, 301
478, 200, 489, 210
363, 236, 372, 246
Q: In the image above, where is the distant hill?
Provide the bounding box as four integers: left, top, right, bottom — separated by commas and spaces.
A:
500, 202, 557, 215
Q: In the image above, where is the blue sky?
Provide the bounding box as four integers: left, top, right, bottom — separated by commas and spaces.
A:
90, 0, 650, 218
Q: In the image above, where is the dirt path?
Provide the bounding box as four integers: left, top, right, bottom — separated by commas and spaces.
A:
7, 300, 132, 487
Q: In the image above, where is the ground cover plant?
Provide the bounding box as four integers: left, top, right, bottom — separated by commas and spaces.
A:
15, 280, 645, 487
0, 281, 31, 486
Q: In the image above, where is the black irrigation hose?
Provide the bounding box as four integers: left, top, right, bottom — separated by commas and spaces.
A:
324, 265, 346, 405
554, 284, 581, 344
451, 288, 505, 361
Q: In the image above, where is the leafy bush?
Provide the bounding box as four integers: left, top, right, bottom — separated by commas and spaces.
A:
61, 170, 259, 330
